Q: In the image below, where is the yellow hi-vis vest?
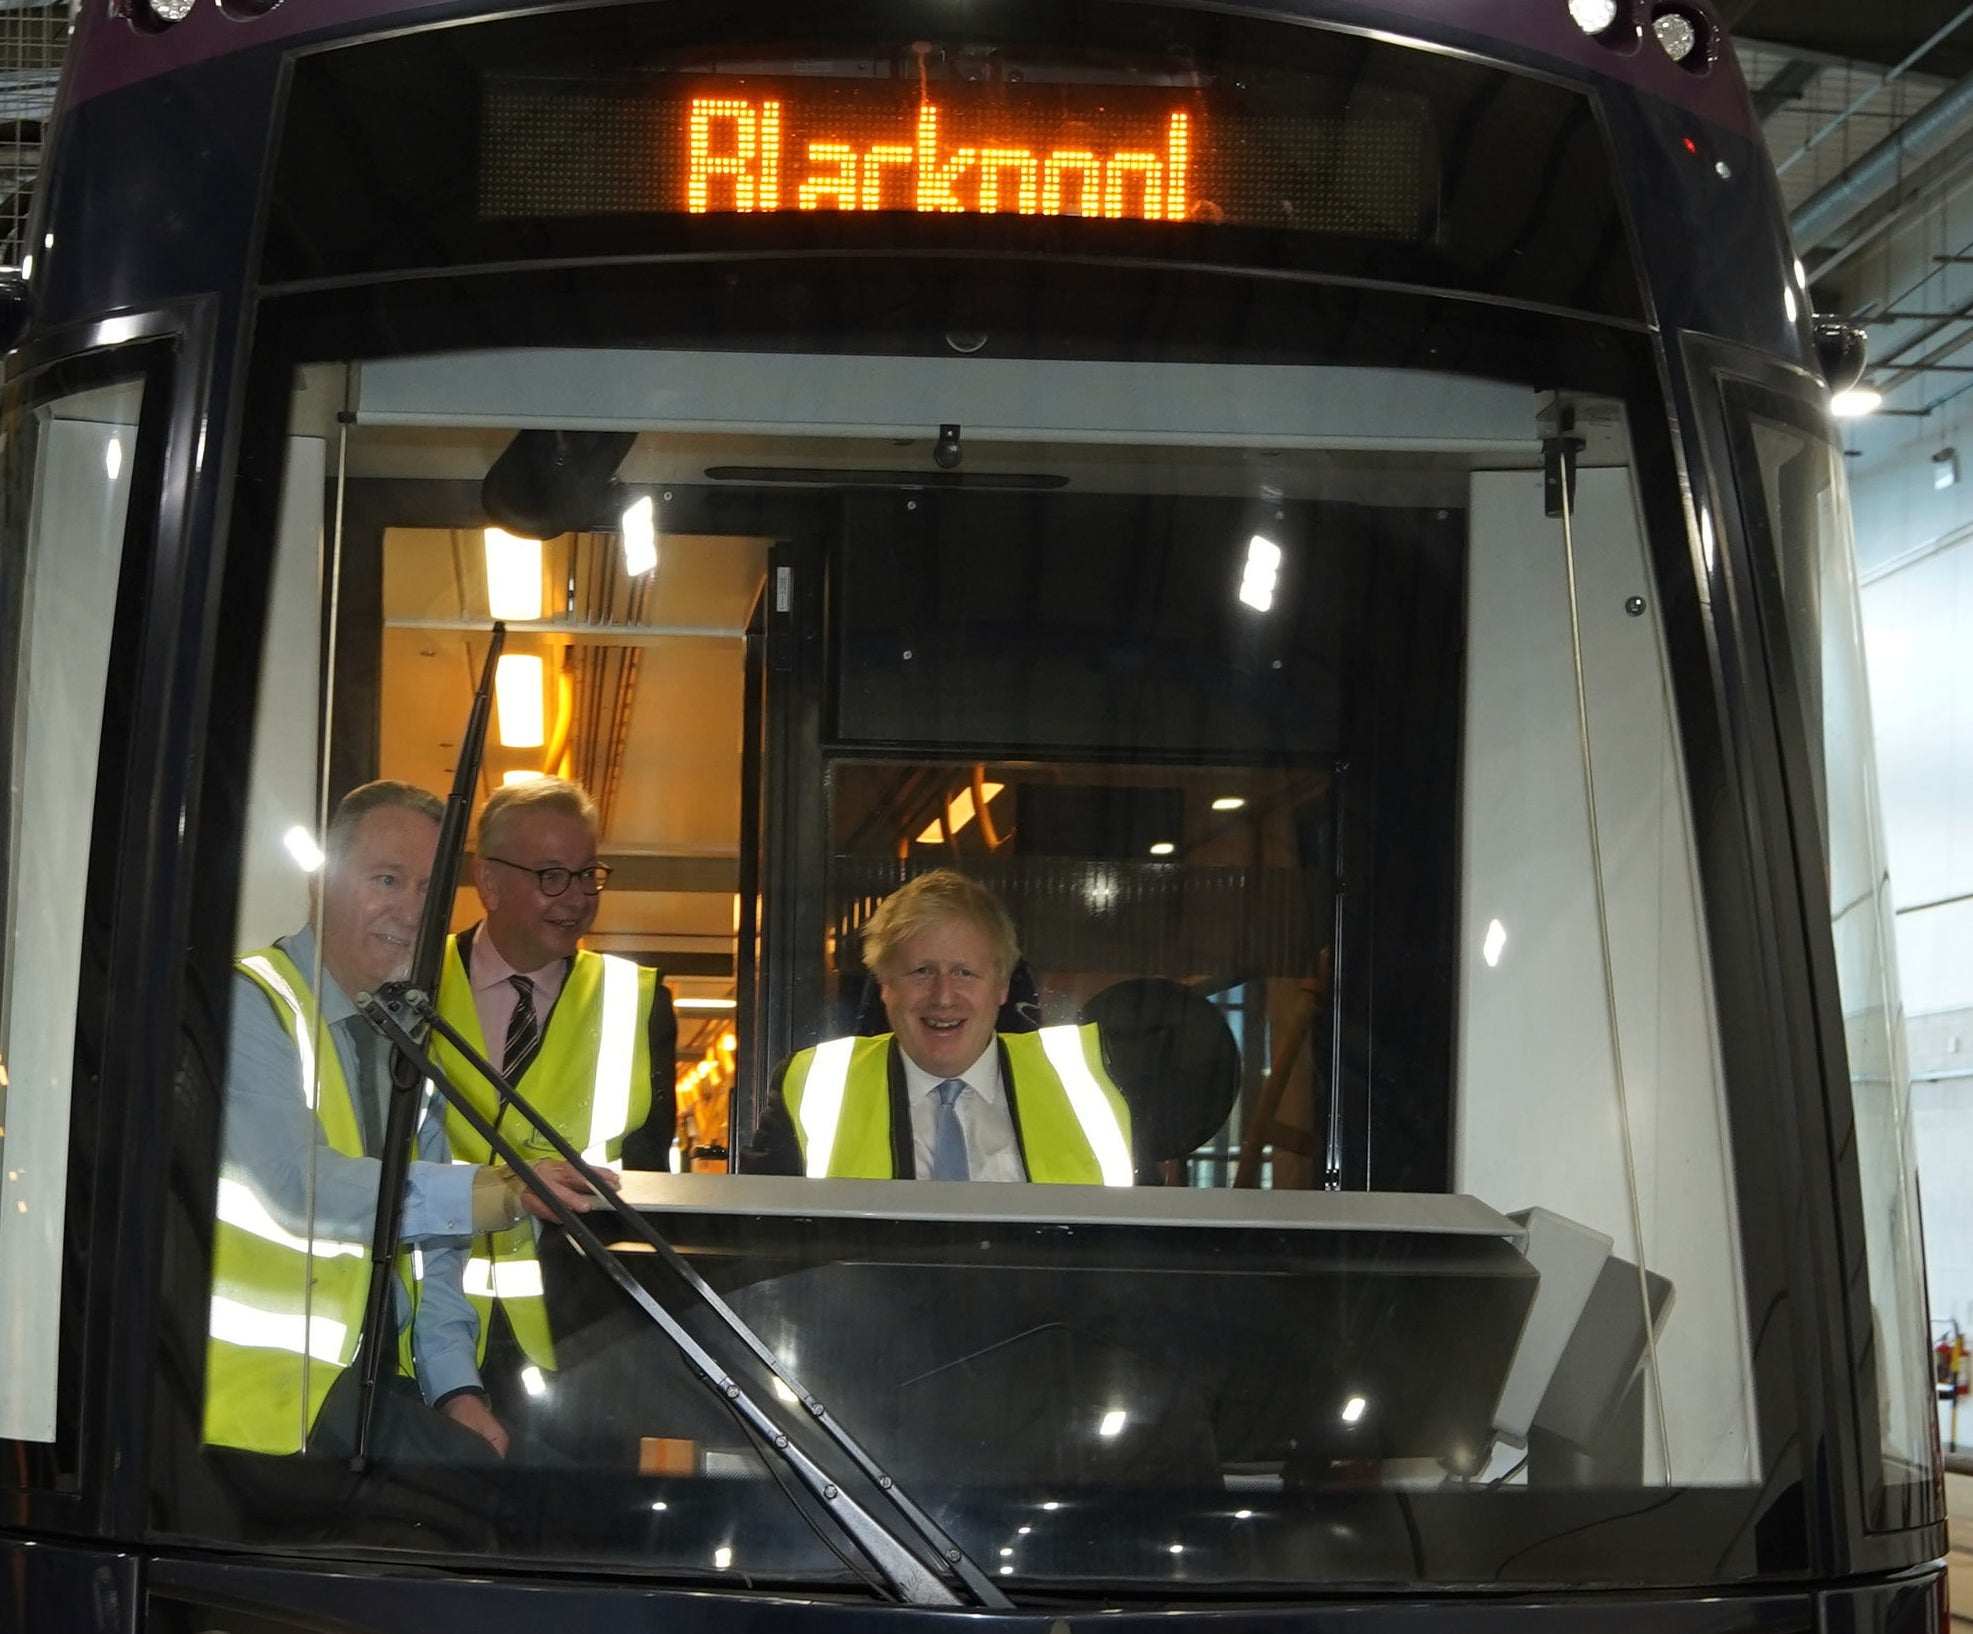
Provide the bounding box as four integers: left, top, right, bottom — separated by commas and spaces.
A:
204, 947, 416, 1455
432, 937, 657, 1369
781, 1026, 1133, 1184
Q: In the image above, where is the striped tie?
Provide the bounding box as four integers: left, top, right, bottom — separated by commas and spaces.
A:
504, 975, 542, 1078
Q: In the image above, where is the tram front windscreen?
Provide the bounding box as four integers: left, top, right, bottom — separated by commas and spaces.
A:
109, 0, 1926, 1603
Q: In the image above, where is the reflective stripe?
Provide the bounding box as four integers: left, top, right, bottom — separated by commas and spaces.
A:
209, 1294, 349, 1365
239, 953, 320, 1112
1037, 1025, 1133, 1187
582, 955, 640, 1164
465, 1256, 546, 1299
798, 1036, 857, 1179
215, 1176, 368, 1259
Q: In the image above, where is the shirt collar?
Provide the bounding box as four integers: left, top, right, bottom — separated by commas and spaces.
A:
277, 927, 359, 1027
468, 924, 565, 993
899, 1039, 1004, 1107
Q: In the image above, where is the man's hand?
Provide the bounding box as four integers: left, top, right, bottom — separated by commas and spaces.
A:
439, 1391, 510, 1458
519, 1157, 620, 1221
472, 1160, 621, 1229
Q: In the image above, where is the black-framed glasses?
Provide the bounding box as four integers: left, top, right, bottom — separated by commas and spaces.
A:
484, 856, 613, 896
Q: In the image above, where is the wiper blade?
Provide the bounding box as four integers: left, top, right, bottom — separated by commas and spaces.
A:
356, 973, 1010, 1610
349, 622, 507, 1467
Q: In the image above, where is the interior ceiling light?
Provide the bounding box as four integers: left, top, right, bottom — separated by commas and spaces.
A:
502, 768, 546, 786
621, 494, 658, 577
494, 654, 546, 748
483, 528, 544, 622
1568, 0, 1618, 33
1652, 9, 1700, 61
1210, 796, 1246, 812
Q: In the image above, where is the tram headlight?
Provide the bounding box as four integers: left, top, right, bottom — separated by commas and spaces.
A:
1568, 0, 1619, 33
1650, 6, 1711, 68
146, 0, 195, 23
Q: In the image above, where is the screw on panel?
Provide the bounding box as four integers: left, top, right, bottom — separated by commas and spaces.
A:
1625, 596, 1647, 617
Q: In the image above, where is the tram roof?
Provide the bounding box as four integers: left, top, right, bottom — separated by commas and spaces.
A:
61, 0, 1756, 141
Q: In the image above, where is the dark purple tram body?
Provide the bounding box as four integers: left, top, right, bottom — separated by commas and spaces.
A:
0, 0, 1946, 1631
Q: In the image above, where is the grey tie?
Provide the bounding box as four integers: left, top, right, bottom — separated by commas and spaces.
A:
347, 1020, 385, 1156
929, 1079, 969, 1181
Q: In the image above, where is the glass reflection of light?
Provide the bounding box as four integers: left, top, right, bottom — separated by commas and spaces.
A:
714, 1546, 733, 1570
1238, 535, 1281, 612
1041, 1500, 1062, 1511
651, 1500, 668, 1512
621, 494, 659, 577
521, 1364, 547, 1398
105, 438, 123, 482
1341, 1395, 1367, 1424
1482, 919, 1507, 968
1210, 796, 1246, 812
1234, 1509, 1253, 1520
1098, 1409, 1126, 1437
283, 826, 326, 874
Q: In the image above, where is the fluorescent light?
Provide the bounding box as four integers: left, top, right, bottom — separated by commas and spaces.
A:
651, 1501, 668, 1512
1210, 796, 1246, 812
1148, 841, 1175, 857
915, 782, 1005, 845
675, 997, 737, 1011
1098, 1409, 1126, 1437
1831, 387, 1882, 418
622, 494, 658, 577
484, 528, 545, 620
1341, 1395, 1366, 1424
1168, 1543, 1184, 1555
714, 1547, 733, 1570
1483, 919, 1507, 968
1041, 1501, 1062, 1511
495, 654, 546, 748
1239, 535, 1281, 612
283, 826, 325, 873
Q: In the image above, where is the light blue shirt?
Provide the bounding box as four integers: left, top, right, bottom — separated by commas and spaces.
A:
221, 928, 481, 1406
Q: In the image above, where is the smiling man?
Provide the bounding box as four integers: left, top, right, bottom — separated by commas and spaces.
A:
430, 775, 675, 1409
743, 869, 1133, 1184
209, 780, 606, 1462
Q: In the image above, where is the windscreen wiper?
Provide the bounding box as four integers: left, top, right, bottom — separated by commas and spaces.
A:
348, 622, 507, 1467
348, 623, 1006, 1608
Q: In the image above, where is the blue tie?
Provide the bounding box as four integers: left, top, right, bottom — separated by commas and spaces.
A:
929, 1079, 969, 1181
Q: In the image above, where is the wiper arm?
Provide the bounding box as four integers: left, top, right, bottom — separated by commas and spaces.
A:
355, 987, 1008, 1609
348, 623, 506, 1468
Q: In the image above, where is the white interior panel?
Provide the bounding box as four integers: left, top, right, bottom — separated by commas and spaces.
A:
1457, 468, 1756, 1483
357, 350, 1535, 451
235, 436, 328, 953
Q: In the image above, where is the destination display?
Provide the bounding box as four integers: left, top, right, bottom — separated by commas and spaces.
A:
479, 73, 1438, 241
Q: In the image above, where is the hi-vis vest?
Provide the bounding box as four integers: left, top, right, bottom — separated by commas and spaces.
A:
433, 937, 656, 1369
205, 947, 416, 1455
781, 1026, 1134, 1185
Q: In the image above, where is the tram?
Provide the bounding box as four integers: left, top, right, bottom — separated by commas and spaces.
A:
0, 0, 1946, 1626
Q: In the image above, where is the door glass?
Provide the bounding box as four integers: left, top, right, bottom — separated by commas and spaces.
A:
0, 373, 145, 1444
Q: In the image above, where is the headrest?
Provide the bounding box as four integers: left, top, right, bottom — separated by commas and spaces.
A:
1079, 978, 1240, 1169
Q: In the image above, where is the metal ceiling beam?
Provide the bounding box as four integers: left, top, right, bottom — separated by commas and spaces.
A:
1791, 68, 1973, 249
1753, 59, 1823, 122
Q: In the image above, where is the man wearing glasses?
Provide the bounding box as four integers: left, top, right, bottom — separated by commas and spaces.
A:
431, 776, 677, 1424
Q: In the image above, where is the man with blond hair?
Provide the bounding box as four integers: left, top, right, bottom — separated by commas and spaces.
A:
743, 869, 1132, 1184
431, 775, 675, 1408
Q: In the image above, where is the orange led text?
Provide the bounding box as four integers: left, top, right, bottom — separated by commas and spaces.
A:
687, 99, 1192, 221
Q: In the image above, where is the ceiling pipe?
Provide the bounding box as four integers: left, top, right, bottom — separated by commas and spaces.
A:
1791, 68, 1973, 252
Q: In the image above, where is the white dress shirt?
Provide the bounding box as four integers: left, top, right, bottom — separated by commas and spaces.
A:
902, 1041, 1027, 1182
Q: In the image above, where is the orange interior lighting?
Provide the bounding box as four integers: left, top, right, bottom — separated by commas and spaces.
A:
916, 782, 1005, 845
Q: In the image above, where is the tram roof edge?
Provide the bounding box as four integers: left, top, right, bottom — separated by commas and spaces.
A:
57, 0, 1758, 144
